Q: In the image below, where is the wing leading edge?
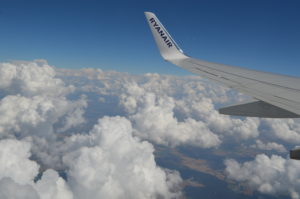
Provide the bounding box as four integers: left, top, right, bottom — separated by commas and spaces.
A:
145, 12, 300, 118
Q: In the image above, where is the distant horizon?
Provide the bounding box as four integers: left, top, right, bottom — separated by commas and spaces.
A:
4, 56, 300, 79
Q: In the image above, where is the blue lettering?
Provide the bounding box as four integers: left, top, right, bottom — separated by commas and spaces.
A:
149, 18, 173, 48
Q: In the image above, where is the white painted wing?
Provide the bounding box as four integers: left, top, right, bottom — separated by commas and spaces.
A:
145, 12, 300, 118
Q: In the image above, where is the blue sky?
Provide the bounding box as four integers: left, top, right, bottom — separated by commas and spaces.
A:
1, 0, 300, 76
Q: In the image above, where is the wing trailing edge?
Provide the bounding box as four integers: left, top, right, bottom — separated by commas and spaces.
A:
219, 100, 300, 118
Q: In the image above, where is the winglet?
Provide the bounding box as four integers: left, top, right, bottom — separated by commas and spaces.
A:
144, 12, 187, 61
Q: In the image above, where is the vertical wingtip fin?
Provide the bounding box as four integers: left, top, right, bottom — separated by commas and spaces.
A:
144, 12, 186, 61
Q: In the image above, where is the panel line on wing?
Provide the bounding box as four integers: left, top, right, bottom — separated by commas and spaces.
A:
187, 59, 300, 93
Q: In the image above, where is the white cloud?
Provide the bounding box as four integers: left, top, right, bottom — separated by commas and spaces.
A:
0, 60, 87, 169
0, 60, 87, 137
58, 66, 300, 199
56, 65, 300, 199
252, 140, 287, 153
173, 96, 260, 140
63, 116, 182, 199
261, 118, 300, 144
0, 139, 39, 185
34, 169, 73, 199
120, 83, 221, 148
0, 60, 183, 198
119, 79, 260, 147
0, 117, 181, 199
225, 154, 300, 199
0, 95, 84, 137
0, 177, 39, 199
0, 59, 73, 97
5, 59, 300, 198
0, 139, 72, 199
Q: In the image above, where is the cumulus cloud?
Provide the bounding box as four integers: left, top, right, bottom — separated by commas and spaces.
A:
56, 64, 300, 199
60, 67, 300, 147
0, 60, 87, 138
0, 60, 87, 168
0, 60, 183, 199
251, 140, 287, 153
0, 139, 72, 199
0, 178, 39, 199
56, 66, 300, 199
260, 118, 300, 144
0, 59, 73, 97
118, 78, 259, 147
57, 67, 300, 148
0, 118, 182, 199
225, 154, 300, 199
0, 60, 85, 197
63, 116, 182, 199
0, 139, 39, 185
0, 95, 86, 139
34, 170, 73, 199
120, 84, 221, 148
5, 59, 300, 198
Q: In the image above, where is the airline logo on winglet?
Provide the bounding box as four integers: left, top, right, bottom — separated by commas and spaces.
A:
149, 18, 173, 48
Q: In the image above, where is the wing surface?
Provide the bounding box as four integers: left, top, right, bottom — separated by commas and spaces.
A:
145, 12, 300, 117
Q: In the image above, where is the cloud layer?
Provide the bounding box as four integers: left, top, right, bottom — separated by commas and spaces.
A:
57, 67, 300, 198
2, 60, 300, 198
0, 60, 182, 199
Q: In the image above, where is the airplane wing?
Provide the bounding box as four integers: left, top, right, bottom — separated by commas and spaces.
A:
145, 12, 300, 118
